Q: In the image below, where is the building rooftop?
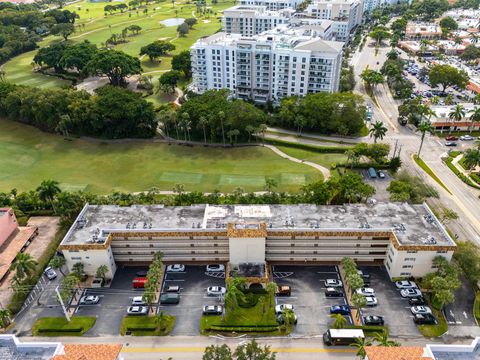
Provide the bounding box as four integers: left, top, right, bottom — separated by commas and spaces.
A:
426, 337, 480, 359
61, 203, 455, 248
365, 345, 431, 360
52, 344, 122, 360
0, 335, 61, 360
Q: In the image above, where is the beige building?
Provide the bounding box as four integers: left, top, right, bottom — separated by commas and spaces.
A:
405, 22, 442, 40
59, 203, 456, 280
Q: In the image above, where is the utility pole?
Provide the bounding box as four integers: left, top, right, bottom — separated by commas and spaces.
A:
55, 285, 70, 322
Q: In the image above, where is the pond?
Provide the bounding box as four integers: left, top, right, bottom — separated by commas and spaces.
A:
160, 18, 185, 26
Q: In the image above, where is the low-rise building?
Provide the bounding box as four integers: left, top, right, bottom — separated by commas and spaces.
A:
59, 203, 456, 281
430, 103, 480, 132
190, 24, 343, 103
223, 5, 293, 36
405, 22, 442, 40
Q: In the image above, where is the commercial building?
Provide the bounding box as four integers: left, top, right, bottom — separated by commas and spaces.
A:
190, 24, 343, 103
362, 0, 412, 14
405, 22, 442, 40
238, 0, 302, 11
59, 203, 456, 280
430, 103, 480, 132
223, 5, 293, 36
304, 0, 363, 41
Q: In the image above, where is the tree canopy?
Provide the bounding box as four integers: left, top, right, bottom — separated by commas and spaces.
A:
140, 40, 176, 62
86, 50, 142, 86
172, 50, 192, 78
429, 64, 469, 92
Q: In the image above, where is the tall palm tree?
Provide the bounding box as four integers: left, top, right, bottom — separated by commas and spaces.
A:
468, 107, 480, 133
463, 148, 480, 174
416, 121, 435, 158
218, 111, 226, 146
449, 104, 465, 134
10, 253, 38, 283
368, 121, 388, 143
374, 332, 400, 347
350, 337, 372, 359
330, 313, 347, 329
36, 180, 61, 214
198, 116, 208, 144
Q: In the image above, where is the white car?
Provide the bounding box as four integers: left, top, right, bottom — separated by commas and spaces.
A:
207, 286, 226, 296
275, 304, 294, 314
79, 295, 100, 305
43, 267, 57, 280
460, 135, 474, 141
411, 306, 432, 315
356, 288, 375, 296
131, 296, 146, 306
127, 306, 148, 315
324, 279, 343, 288
395, 281, 418, 289
166, 264, 185, 272
206, 264, 225, 272
365, 296, 378, 306
401, 289, 422, 298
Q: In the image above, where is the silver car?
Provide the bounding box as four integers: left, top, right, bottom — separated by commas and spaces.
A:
401, 288, 422, 298
395, 281, 418, 289
44, 267, 57, 280
127, 306, 148, 316
207, 286, 226, 296
79, 295, 100, 305
411, 305, 432, 315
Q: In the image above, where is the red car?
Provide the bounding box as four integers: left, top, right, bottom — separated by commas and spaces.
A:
445, 135, 458, 141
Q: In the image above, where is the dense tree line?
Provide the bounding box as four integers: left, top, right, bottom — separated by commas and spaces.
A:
0, 82, 156, 138
411, 0, 449, 21
275, 92, 366, 136
0, 4, 77, 64
381, 50, 413, 99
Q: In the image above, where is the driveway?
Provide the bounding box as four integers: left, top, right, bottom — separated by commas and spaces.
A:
444, 275, 477, 326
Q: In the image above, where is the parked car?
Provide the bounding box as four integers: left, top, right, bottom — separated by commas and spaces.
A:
325, 288, 344, 297
160, 293, 180, 304
136, 271, 148, 277
445, 142, 457, 147
411, 306, 432, 315
330, 305, 351, 315
275, 304, 294, 314
165, 285, 180, 293
43, 267, 57, 280
207, 286, 226, 296
365, 296, 378, 306
166, 264, 185, 272
395, 281, 418, 289
127, 306, 148, 316
131, 296, 146, 306
378, 170, 385, 179
324, 279, 343, 288
409, 297, 426, 306
460, 135, 474, 141
79, 295, 100, 305
206, 264, 225, 272
275, 285, 292, 296
414, 313, 437, 325
363, 315, 384, 325
132, 277, 148, 289
356, 288, 375, 296
401, 289, 422, 298
203, 305, 223, 315
445, 135, 458, 141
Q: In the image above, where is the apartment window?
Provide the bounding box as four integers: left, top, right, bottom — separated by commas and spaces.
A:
404, 258, 416, 261
389, 247, 394, 256
400, 272, 411, 276
71, 257, 82, 260
437, 250, 447, 254
406, 250, 417, 254
402, 265, 413, 269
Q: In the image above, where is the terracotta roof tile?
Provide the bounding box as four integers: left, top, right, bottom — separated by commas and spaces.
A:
365, 346, 432, 360
52, 344, 122, 360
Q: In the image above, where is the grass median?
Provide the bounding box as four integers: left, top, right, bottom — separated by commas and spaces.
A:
120, 314, 175, 336
413, 155, 451, 194
32, 316, 96, 336
418, 309, 448, 338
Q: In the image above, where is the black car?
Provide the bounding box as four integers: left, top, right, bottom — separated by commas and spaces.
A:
409, 296, 426, 306
363, 315, 384, 326
414, 313, 437, 325
325, 288, 343, 297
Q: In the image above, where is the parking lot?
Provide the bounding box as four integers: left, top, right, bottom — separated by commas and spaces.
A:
358, 266, 420, 337
272, 265, 352, 335
360, 169, 391, 201
160, 265, 225, 335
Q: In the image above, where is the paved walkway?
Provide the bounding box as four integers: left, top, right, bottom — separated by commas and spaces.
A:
267, 127, 365, 144
451, 154, 480, 185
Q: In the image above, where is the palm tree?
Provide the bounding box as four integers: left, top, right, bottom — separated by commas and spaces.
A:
0, 309, 11, 329
10, 253, 38, 283
462, 148, 480, 174
445, 94, 455, 105
416, 121, 435, 158
350, 337, 372, 359
330, 313, 347, 329
49, 255, 66, 276
36, 180, 61, 214
368, 121, 388, 143
468, 107, 480, 133
218, 111, 226, 146
431, 96, 440, 105
374, 332, 400, 347
245, 125, 255, 143
95, 265, 109, 280
449, 104, 465, 123
198, 116, 208, 144
258, 123, 268, 145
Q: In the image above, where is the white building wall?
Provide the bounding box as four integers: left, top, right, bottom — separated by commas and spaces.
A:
384, 244, 454, 278
229, 237, 266, 264
63, 247, 117, 279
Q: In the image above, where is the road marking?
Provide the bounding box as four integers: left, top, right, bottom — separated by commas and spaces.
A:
164, 279, 185, 282
273, 272, 294, 279
121, 347, 356, 354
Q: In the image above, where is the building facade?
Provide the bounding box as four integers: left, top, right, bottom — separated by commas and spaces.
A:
59, 203, 456, 280
430, 103, 480, 132
190, 25, 343, 103
239, 0, 303, 11
223, 6, 292, 36
405, 22, 442, 40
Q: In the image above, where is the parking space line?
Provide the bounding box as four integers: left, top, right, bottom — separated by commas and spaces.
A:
165, 279, 186, 282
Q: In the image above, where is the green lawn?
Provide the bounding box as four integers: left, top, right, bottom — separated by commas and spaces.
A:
120, 314, 175, 336
413, 155, 451, 194
0, 119, 321, 194
32, 316, 96, 336
277, 146, 348, 168
2, 0, 234, 90
418, 309, 448, 337
474, 292, 480, 325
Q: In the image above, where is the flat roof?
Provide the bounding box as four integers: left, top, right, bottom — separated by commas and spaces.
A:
61, 203, 455, 248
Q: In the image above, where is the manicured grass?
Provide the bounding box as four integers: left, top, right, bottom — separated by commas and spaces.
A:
32, 316, 96, 336
474, 292, 480, 325
277, 146, 348, 168
120, 314, 175, 336
0, 119, 321, 194
2, 0, 233, 90
418, 309, 448, 337
436, 131, 480, 138
413, 155, 452, 194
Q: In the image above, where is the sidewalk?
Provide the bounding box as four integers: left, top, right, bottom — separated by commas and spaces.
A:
451, 154, 480, 185
267, 127, 365, 144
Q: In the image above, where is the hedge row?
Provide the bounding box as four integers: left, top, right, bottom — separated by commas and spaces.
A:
265, 138, 351, 153
37, 327, 83, 333
126, 326, 157, 332
443, 157, 480, 190
208, 325, 278, 332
